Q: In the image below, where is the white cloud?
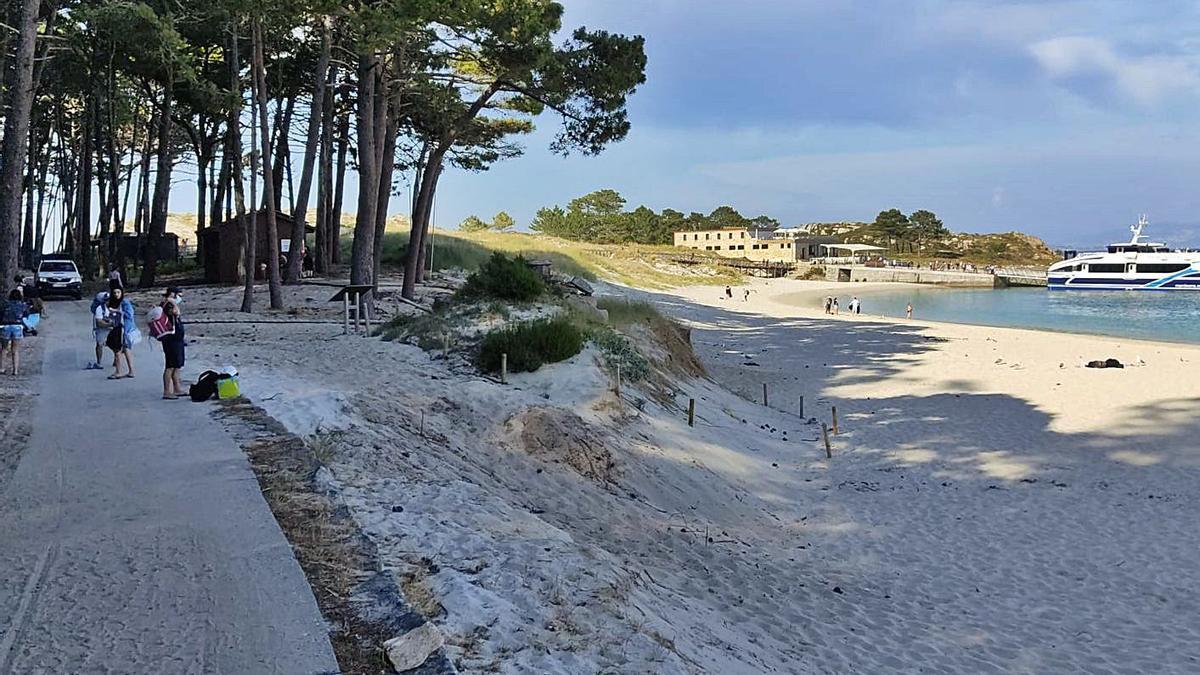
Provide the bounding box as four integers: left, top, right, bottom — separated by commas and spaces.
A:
1029, 35, 1200, 105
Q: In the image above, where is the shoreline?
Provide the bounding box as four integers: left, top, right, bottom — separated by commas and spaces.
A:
722, 278, 1200, 351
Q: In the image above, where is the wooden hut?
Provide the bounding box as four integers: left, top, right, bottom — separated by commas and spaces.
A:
199, 211, 311, 283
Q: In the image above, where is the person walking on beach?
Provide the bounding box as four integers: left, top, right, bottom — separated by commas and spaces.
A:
157, 301, 186, 399
824, 296, 832, 314
1, 289, 28, 375
98, 287, 139, 379
832, 297, 840, 315
725, 285, 733, 300
743, 288, 750, 302
906, 302, 913, 319
851, 296, 861, 315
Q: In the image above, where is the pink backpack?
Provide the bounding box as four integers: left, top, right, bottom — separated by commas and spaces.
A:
148, 311, 174, 340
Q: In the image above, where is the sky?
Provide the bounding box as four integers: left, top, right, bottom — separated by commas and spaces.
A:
163, 1, 1200, 248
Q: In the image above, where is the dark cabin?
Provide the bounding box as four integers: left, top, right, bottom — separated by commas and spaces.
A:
199, 211, 312, 283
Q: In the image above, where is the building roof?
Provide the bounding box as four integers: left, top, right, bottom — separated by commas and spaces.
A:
827, 243, 886, 253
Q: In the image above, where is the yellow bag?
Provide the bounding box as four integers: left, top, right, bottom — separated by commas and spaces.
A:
216, 375, 241, 399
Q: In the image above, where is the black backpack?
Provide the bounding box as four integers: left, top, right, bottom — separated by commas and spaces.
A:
189, 370, 221, 402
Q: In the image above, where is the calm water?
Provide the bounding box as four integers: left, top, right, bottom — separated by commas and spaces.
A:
801, 287, 1200, 344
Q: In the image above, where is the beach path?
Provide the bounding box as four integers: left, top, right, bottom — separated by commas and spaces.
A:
0, 304, 338, 674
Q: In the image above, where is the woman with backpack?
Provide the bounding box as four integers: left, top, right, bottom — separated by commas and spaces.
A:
99, 287, 139, 379
1, 289, 28, 375
155, 300, 186, 399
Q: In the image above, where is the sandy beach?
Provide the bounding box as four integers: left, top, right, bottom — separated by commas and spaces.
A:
166, 279, 1200, 673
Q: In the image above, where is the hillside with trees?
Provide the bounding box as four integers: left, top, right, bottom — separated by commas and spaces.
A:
530, 189, 778, 244
0, 0, 647, 310
522, 193, 1058, 265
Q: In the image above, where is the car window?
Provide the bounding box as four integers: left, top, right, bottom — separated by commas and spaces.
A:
39, 262, 77, 273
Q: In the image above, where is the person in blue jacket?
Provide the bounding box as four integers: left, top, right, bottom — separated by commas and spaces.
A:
97, 286, 140, 379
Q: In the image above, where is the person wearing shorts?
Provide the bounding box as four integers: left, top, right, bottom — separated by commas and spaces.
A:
1, 289, 28, 376
159, 300, 186, 399
90, 290, 110, 370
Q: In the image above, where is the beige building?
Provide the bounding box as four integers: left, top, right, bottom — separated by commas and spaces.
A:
673, 228, 797, 262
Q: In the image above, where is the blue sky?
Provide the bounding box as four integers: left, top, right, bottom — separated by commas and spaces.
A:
152, 2, 1200, 247
435, 0, 1200, 247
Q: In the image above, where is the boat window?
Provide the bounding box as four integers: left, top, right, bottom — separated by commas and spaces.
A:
1137, 263, 1189, 274
1088, 263, 1125, 273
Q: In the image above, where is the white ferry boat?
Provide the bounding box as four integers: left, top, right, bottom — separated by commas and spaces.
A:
1047, 216, 1200, 290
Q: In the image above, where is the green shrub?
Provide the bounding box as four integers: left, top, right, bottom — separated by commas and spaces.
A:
592, 328, 651, 382
478, 317, 584, 374
457, 252, 544, 302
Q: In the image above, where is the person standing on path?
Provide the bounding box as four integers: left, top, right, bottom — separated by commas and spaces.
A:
158, 301, 186, 399
1, 289, 28, 375
906, 302, 913, 319
89, 290, 110, 370
100, 287, 138, 379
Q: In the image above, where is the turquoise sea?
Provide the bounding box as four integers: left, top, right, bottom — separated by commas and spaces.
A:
797, 286, 1200, 345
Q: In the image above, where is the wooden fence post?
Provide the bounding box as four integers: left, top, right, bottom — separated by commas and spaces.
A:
832, 406, 839, 435
821, 423, 832, 458
688, 398, 695, 427
799, 395, 805, 418
501, 353, 508, 384
762, 382, 769, 407
616, 364, 622, 398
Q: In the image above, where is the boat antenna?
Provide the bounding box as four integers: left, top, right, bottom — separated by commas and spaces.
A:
1130, 214, 1148, 243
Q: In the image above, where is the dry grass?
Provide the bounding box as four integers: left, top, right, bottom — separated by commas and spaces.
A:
214, 398, 454, 675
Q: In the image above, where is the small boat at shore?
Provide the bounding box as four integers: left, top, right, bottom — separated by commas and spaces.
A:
1047, 216, 1200, 290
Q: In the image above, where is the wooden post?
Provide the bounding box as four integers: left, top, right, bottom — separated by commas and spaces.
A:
799, 395, 805, 418
831, 406, 839, 435
762, 382, 769, 407
442, 333, 449, 360
352, 291, 360, 333
363, 300, 371, 336
420, 410, 425, 438
342, 294, 349, 335
821, 423, 832, 458
615, 364, 621, 398
687, 398, 695, 427
500, 353, 507, 384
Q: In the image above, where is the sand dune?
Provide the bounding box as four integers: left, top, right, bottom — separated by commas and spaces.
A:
174, 280, 1200, 673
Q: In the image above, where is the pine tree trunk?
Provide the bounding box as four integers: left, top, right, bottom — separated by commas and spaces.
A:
139, 84, 173, 289
77, 103, 94, 277
21, 135, 37, 268
402, 148, 445, 299
371, 116, 397, 284
350, 55, 379, 290
252, 19, 283, 309
269, 96, 293, 212
0, 0, 41, 283
285, 21, 330, 283
413, 160, 444, 285
233, 26, 254, 311
331, 109, 349, 264
314, 63, 336, 275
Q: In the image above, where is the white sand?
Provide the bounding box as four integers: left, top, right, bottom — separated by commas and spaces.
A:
169, 280, 1200, 673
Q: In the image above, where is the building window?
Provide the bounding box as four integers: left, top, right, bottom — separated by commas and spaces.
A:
705, 233, 710, 240
741, 232, 746, 239
714, 245, 721, 250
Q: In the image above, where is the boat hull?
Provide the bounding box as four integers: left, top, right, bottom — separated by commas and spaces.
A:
1048, 273, 1200, 290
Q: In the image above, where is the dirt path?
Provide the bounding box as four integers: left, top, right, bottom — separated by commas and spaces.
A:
0, 303, 338, 674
